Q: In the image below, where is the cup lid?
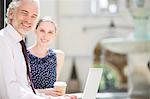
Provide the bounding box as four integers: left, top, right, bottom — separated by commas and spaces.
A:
54, 81, 67, 86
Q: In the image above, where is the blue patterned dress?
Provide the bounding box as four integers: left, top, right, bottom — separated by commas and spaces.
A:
27, 49, 56, 89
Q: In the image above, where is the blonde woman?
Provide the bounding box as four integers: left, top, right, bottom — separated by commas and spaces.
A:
28, 16, 64, 96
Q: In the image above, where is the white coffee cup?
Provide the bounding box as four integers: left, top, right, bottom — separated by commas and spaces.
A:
54, 81, 67, 95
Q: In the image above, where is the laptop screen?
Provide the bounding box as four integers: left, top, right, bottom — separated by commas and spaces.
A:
82, 68, 103, 99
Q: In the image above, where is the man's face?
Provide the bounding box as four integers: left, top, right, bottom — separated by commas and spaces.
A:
10, 0, 39, 37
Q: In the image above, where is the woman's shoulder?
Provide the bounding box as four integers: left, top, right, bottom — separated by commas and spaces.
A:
53, 49, 65, 56
27, 46, 34, 51
27, 46, 34, 54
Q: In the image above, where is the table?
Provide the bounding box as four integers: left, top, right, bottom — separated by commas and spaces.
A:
70, 92, 129, 99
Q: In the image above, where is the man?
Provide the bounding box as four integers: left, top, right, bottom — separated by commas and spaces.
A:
0, 0, 76, 99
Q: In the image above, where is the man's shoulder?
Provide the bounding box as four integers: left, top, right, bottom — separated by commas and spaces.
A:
0, 29, 6, 41
0, 29, 7, 40
0, 28, 9, 46
0, 28, 4, 35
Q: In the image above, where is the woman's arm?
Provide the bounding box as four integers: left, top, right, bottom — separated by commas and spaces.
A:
55, 50, 65, 80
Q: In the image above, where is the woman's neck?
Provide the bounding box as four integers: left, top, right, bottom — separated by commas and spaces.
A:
32, 43, 49, 58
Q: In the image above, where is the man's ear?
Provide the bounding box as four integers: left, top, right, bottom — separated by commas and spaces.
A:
7, 8, 15, 21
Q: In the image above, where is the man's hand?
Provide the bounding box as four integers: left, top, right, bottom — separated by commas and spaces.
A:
63, 94, 77, 99
49, 94, 77, 99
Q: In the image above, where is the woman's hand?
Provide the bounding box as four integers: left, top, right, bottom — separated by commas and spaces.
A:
45, 88, 64, 96
38, 88, 63, 96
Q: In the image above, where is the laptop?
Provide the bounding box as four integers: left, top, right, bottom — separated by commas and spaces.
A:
76, 68, 103, 99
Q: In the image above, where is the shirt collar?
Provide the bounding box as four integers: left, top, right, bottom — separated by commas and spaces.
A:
6, 24, 23, 43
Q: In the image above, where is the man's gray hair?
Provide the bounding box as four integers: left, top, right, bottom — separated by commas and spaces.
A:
6, 0, 40, 23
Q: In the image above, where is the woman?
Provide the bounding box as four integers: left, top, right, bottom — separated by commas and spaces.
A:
27, 16, 64, 96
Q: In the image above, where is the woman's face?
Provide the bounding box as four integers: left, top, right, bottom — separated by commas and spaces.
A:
35, 21, 56, 46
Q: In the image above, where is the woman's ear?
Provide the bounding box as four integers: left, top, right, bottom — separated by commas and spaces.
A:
53, 33, 56, 41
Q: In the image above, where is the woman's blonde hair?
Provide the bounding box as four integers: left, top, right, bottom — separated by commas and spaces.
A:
35, 16, 57, 33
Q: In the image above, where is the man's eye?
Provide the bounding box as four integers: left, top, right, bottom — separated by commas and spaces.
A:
21, 12, 28, 16
31, 15, 37, 20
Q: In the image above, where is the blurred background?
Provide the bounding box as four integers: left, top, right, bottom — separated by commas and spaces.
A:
1, 0, 150, 98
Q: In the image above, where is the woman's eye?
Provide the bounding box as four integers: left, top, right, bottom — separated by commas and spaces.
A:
48, 32, 52, 34
40, 29, 45, 32
48, 31, 54, 34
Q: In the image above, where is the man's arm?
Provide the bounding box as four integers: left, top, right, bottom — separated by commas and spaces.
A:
0, 38, 47, 99
0, 38, 76, 99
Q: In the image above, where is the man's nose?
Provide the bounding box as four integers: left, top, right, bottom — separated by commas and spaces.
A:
25, 16, 34, 24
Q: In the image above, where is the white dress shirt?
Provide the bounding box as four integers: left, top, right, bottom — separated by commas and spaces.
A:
0, 24, 49, 99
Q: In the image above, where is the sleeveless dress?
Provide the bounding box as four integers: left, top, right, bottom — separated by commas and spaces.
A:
27, 49, 56, 89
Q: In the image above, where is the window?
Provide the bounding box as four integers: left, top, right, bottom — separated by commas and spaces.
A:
90, 0, 118, 15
